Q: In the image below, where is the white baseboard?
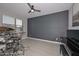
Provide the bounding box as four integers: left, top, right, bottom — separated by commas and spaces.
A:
22, 37, 28, 40
28, 37, 64, 45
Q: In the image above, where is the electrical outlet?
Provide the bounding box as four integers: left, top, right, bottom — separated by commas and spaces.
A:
56, 38, 58, 40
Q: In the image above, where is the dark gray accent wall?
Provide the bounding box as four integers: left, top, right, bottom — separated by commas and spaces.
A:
28, 10, 68, 41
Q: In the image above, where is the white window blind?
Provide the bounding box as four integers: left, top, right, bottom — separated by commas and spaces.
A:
3, 15, 15, 25
16, 18, 22, 27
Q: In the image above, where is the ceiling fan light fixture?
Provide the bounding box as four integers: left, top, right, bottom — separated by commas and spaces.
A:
31, 9, 34, 13
27, 3, 41, 13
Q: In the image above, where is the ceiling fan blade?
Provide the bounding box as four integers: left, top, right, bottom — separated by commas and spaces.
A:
34, 9, 41, 12
27, 3, 32, 9
28, 10, 31, 13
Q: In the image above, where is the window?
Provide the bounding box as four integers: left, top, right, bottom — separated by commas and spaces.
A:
3, 15, 15, 25
16, 18, 22, 27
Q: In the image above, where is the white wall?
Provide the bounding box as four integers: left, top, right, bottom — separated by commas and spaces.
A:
22, 18, 27, 39
0, 12, 3, 26
68, 3, 79, 30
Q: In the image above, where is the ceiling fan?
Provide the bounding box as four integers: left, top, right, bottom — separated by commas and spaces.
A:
27, 3, 41, 13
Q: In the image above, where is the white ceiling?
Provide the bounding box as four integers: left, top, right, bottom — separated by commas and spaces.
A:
0, 3, 73, 19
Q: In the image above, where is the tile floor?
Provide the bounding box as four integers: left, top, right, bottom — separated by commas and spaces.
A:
22, 38, 61, 56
